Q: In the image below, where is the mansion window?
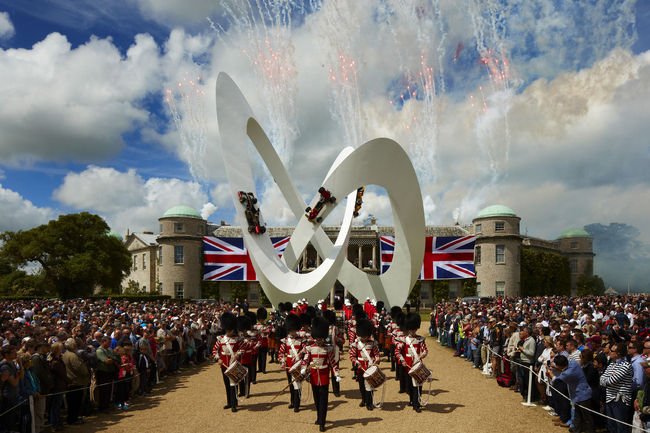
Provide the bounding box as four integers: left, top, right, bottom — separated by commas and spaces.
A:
475, 223, 482, 233
142, 253, 146, 269
133, 256, 137, 271
495, 221, 505, 232
475, 246, 482, 265
158, 246, 163, 265
476, 282, 481, 296
495, 281, 505, 297
570, 241, 578, 249
174, 222, 185, 233
496, 245, 505, 264
570, 259, 578, 273
174, 245, 184, 264
174, 282, 184, 299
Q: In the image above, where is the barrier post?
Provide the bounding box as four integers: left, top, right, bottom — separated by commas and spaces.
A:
521, 365, 536, 407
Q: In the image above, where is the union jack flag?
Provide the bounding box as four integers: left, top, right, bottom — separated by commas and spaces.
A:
203, 236, 290, 281
380, 235, 476, 280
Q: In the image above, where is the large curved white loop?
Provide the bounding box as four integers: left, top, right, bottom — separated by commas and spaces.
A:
216, 72, 425, 308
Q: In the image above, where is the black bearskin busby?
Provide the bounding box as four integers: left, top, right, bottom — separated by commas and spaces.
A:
404, 312, 421, 331
220, 312, 236, 332
286, 314, 301, 332
311, 317, 329, 340
390, 306, 402, 319
323, 309, 337, 326
356, 318, 374, 338
237, 314, 253, 333
256, 307, 268, 321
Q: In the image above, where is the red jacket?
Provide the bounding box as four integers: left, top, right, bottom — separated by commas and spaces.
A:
278, 335, 304, 369
395, 335, 428, 369
349, 338, 380, 376
301, 343, 338, 386
213, 335, 244, 369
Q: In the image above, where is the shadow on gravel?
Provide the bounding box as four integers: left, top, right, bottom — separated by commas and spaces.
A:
241, 401, 287, 411
65, 363, 212, 433
425, 402, 464, 413
333, 416, 383, 428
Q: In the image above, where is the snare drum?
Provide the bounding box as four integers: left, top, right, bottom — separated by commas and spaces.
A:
408, 362, 431, 385
225, 361, 248, 384
289, 362, 307, 383
363, 365, 387, 390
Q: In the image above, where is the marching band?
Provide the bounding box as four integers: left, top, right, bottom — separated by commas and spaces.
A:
211, 299, 433, 431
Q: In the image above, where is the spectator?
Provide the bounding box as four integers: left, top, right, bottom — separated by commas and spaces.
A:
95, 336, 117, 411
547, 355, 595, 433
29, 341, 52, 433
516, 327, 535, 401
1, 345, 23, 432
48, 342, 67, 432
600, 343, 633, 433
62, 338, 89, 425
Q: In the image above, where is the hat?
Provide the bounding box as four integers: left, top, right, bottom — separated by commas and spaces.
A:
519, 321, 527, 327
541, 321, 549, 327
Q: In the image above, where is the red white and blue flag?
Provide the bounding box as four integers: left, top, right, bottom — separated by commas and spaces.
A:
203, 236, 290, 281
380, 235, 476, 280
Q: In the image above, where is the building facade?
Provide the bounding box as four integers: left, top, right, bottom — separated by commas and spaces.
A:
122, 203, 594, 302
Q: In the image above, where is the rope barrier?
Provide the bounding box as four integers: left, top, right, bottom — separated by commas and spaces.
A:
479, 344, 650, 433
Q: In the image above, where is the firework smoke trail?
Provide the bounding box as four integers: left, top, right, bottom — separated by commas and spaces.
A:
311, 0, 365, 149
466, 0, 513, 185
212, 0, 299, 166
165, 76, 209, 181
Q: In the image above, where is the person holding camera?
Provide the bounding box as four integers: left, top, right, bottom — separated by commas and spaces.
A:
515, 326, 536, 401
547, 355, 595, 433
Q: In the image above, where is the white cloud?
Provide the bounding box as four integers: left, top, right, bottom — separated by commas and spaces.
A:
0, 11, 14, 40
53, 165, 211, 235
132, 0, 223, 27
53, 166, 146, 213
0, 184, 53, 232
0, 32, 161, 164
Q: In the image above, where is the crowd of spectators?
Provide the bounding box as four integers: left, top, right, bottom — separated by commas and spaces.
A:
431, 295, 650, 433
0, 298, 233, 433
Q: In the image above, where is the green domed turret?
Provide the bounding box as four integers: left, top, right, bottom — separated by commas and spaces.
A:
476, 204, 517, 218
558, 228, 591, 239
162, 205, 202, 219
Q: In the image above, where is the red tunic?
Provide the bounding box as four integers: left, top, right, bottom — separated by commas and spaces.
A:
395, 335, 428, 369
278, 336, 305, 369
301, 343, 339, 386
254, 322, 271, 348
213, 335, 244, 368
349, 338, 380, 377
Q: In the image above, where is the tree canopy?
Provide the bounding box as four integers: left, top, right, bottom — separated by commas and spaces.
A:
576, 274, 606, 296
520, 248, 571, 296
0, 212, 131, 298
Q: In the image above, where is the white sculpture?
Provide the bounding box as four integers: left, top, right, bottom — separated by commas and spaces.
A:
215, 73, 425, 307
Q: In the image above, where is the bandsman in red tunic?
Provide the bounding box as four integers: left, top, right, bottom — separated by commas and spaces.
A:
254, 307, 271, 374
238, 314, 258, 397
392, 311, 407, 392
278, 314, 305, 412
300, 317, 340, 432
324, 310, 343, 397
212, 312, 244, 412
395, 313, 428, 412
349, 318, 381, 410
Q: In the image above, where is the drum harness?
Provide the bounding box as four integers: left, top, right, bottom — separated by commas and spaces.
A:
361, 342, 385, 408
288, 337, 304, 399
406, 336, 433, 407
225, 338, 249, 400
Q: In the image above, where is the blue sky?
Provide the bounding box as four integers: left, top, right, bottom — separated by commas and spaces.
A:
1, 0, 650, 289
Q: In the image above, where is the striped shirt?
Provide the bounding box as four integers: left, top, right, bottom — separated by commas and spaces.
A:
599, 359, 634, 404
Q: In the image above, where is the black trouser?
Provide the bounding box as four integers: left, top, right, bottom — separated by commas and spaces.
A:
251, 356, 259, 382
312, 384, 329, 427
397, 364, 407, 392
406, 376, 422, 410
95, 370, 114, 410
357, 373, 373, 408
330, 367, 340, 396
550, 379, 571, 423
286, 371, 300, 410
239, 363, 253, 396
221, 368, 238, 409
390, 345, 396, 371
517, 362, 531, 400
574, 399, 595, 433
66, 386, 84, 422
258, 347, 268, 373
114, 377, 132, 406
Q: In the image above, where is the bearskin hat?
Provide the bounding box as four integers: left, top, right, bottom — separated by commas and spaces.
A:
333, 297, 344, 310
237, 314, 252, 333
404, 312, 421, 331
390, 306, 402, 319
311, 317, 329, 340
396, 312, 406, 331
356, 318, 374, 338
323, 309, 337, 326
305, 306, 317, 320
220, 312, 236, 332
256, 307, 268, 321
299, 313, 312, 328
275, 325, 287, 340
245, 311, 257, 324
376, 301, 385, 312
352, 303, 364, 317
286, 314, 301, 332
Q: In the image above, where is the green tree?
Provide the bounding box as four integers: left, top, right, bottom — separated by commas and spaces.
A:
520, 248, 571, 296
201, 281, 221, 300
407, 281, 421, 305
123, 279, 142, 294
230, 281, 249, 303
431, 280, 449, 303
0, 212, 131, 298
462, 279, 477, 297
576, 274, 606, 296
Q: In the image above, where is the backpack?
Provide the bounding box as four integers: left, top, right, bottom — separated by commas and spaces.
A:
496, 372, 513, 388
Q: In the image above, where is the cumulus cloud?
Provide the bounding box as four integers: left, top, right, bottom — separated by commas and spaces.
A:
54, 165, 212, 235
0, 184, 53, 232
0, 11, 14, 40
133, 0, 223, 27
0, 32, 162, 164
